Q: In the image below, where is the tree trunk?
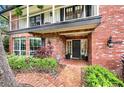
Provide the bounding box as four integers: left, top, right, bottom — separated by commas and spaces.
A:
0, 32, 17, 87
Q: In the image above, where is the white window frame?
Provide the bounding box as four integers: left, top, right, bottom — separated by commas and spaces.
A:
13, 37, 26, 55
66, 39, 88, 59
29, 37, 44, 55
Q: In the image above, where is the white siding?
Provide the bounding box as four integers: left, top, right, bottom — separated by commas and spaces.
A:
44, 9, 60, 24
19, 18, 27, 29
55, 9, 60, 22
44, 11, 53, 24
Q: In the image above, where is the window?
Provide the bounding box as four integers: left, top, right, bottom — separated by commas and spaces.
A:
30, 37, 45, 55
14, 37, 26, 55
30, 14, 44, 27
85, 5, 92, 17
74, 5, 83, 18
65, 5, 93, 20
65, 6, 73, 20
30, 15, 41, 27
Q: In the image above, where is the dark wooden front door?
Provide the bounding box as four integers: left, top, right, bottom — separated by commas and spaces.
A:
72, 40, 80, 58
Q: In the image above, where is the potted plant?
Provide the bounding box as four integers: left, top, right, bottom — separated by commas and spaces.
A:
37, 5, 44, 10
14, 7, 23, 16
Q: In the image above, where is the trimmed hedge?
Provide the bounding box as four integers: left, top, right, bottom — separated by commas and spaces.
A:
8, 55, 58, 72
83, 65, 124, 87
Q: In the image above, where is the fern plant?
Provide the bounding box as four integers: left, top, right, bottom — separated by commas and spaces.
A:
14, 7, 23, 16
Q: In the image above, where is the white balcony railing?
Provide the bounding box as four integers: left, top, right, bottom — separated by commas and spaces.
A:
9, 5, 99, 31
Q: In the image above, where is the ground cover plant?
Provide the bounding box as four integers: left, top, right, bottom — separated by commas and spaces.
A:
83, 65, 124, 87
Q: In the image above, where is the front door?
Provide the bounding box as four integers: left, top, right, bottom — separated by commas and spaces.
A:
72, 40, 80, 58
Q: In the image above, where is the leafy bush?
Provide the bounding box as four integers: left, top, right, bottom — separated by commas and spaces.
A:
35, 45, 53, 58
29, 57, 57, 71
8, 55, 29, 70
14, 7, 23, 16
8, 55, 58, 72
83, 65, 124, 87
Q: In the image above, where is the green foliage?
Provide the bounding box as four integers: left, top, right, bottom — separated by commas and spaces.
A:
3, 35, 9, 52
83, 65, 124, 87
8, 55, 29, 70
0, 16, 8, 32
29, 57, 57, 71
14, 7, 23, 16
8, 55, 58, 72
37, 5, 43, 10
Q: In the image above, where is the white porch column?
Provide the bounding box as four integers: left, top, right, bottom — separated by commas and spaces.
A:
9, 11, 12, 31
52, 5, 55, 23
97, 5, 99, 15
64, 7, 65, 21
83, 5, 86, 18
27, 5, 29, 28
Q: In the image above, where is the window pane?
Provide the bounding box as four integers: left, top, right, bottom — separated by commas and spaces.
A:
30, 15, 41, 27
85, 5, 92, 17
21, 51, 26, 55
21, 38, 26, 50
74, 5, 83, 18
30, 37, 44, 55
36, 15, 41, 26
14, 39, 19, 50
14, 37, 26, 55
14, 51, 20, 55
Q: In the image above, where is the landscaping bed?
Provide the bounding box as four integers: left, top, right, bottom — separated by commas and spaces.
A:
7, 55, 59, 75
82, 65, 124, 87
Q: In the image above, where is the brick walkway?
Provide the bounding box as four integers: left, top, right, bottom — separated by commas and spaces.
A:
16, 60, 87, 87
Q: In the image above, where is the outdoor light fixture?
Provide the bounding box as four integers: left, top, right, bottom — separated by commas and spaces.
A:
107, 36, 123, 48
107, 36, 113, 48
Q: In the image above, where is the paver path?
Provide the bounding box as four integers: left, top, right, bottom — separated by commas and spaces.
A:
16, 64, 87, 87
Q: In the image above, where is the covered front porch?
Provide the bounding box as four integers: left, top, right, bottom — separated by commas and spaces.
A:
9, 15, 100, 65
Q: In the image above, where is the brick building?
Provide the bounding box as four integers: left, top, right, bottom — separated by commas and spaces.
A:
0, 5, 124, 75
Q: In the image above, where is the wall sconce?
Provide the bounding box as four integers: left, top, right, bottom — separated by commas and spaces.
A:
107, 36, 113, 48
107, 36, 123, 48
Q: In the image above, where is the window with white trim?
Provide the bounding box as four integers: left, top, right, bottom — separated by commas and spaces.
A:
30, 37, 45, 55
14, 37, 26, 55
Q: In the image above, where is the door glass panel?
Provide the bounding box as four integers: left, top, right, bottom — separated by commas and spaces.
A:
72, 40, 80, 58
81, 39, 88, 56
66, 41, 72, 55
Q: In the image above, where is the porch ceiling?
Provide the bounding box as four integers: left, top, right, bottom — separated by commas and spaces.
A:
33, 23, 97, 34
59, 31, 92, 37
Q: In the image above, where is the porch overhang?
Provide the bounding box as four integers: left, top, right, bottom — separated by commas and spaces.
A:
8, 16, 101, 35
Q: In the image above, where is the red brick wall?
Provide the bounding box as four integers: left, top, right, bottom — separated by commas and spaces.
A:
91, 5, 124, 75
9, 33, 66, 60
45, 36, 66, 60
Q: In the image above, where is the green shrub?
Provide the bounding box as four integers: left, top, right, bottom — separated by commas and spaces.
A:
29, 57, 57, 71
83, 65, 124, 87
8, 55, 58, 72
8, 55, 29, 70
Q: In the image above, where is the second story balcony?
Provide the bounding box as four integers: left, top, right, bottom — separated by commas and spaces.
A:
5, 5, 100, 33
